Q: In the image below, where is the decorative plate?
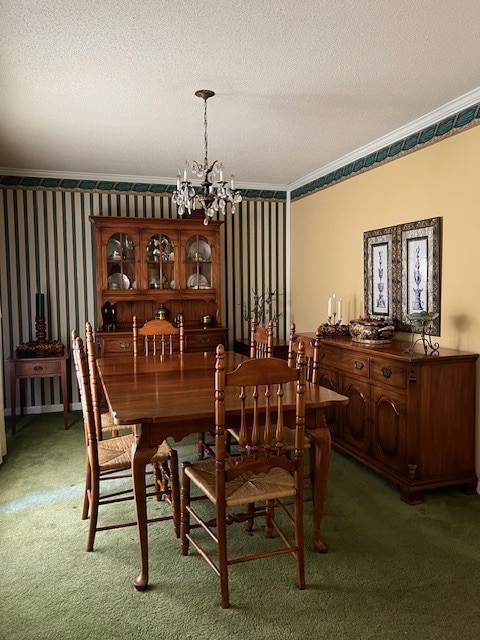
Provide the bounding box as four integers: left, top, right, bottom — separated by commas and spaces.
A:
187, 239, 211, 261
108, 273, 130, 289
107, 238, 122, 260
187, 273, 209, 289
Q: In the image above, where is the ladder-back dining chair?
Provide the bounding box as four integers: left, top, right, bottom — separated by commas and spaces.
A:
250, 317, 274, 358
181, 343, 307, 608
133, 316, 184, 355
71, 327, 124, 440
72, 330, 180, 552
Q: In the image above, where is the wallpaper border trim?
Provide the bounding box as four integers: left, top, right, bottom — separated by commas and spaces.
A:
291, 103, 480, 201
0, 177, 286, 202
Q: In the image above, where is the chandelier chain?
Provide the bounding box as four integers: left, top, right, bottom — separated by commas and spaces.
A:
203, 97, 209, 169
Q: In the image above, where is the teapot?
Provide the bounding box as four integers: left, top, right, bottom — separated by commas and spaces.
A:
156, 305, 168, 321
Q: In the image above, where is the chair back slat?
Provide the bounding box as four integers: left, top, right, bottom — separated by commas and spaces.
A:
216, 345, 306, 479
133, 316, 184, 355
250, 318, 274, 358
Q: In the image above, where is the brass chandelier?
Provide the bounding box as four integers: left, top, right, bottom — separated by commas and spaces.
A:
172, 90, 242, 226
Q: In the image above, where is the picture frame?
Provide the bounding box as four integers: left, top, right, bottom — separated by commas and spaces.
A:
363, 226, 396, 319
398, 217, 442, 333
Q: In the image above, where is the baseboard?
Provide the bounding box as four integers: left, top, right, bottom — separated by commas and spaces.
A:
5, 402, 82, 416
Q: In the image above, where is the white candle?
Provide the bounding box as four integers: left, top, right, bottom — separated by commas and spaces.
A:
219, 163, 224, 181
230, 174, 235, 189
328, 297, 332, 318
176, 173, 181, 189
183, 162, 188, 182
337, 298, 342, 321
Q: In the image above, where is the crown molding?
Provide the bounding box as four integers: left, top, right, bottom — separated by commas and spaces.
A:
288, 86, 480, 191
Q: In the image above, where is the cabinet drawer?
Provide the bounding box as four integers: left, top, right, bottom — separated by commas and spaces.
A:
370, 358, 407, 390
186, 330, 226, 352
97, 333, 135, 356
14, 359, 61, 377
319, 346, 370, 378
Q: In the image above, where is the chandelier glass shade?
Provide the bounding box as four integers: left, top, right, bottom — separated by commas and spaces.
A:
172, 90, 242, 226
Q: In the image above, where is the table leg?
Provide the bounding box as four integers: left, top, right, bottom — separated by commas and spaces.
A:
9, 364, 16, 435
309, 412, 332, 554
131, 426, 157, 591
60, 360, 70, 429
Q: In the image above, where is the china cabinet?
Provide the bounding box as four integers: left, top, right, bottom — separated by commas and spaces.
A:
297, 334, 478, 504
90, 215, 227, 354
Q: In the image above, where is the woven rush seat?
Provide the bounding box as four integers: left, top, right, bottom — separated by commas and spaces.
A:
184, 457, 295, 507
98, 434, 173, 471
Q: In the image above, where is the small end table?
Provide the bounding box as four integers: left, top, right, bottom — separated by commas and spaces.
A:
8, 350, 70, 435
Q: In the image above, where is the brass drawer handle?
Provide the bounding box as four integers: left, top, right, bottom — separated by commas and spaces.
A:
33, 365, 44, 372
119, 341, 131, 350
382, 367, 392, 378
354, 360, 365, 371
200, 337, 211, 344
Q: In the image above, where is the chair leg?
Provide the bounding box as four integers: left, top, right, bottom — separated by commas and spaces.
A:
197, 433, 205, 460
82, 455, 91, 520
217, 505, 230, 609
180, 462, 191, 556
169, 450, 180, 538
245, 502, 255, 532
295, 489, 305, 590
86, 475, 100, 552
265, 499, 274, 538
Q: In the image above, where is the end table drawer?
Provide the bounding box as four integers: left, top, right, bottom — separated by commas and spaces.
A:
15, 359, 61, 377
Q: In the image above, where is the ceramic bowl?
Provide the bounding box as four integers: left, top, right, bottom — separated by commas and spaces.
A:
349, 317, 395, 344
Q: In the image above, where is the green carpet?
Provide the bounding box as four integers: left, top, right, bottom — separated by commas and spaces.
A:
1, 412, 480, 640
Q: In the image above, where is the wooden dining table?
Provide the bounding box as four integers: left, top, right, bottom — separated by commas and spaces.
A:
97, 350, 348, 590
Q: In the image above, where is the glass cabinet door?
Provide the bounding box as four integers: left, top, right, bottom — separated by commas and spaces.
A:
146, 234, 175, 289
106, 233, 136, 290
185, 235, 212, 289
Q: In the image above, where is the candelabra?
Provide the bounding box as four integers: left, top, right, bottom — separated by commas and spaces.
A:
172, 90, 242, 226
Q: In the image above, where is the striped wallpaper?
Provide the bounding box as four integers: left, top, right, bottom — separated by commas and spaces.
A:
0, 185, 287, 414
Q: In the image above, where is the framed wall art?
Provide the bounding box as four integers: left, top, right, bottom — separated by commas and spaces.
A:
363, 226, 396, 319
363, 217, 441, 334
398, 217, 442, 333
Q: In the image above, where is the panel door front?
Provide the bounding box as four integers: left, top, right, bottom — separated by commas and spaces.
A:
370, 385, 406, 473
341, 375, 371, 454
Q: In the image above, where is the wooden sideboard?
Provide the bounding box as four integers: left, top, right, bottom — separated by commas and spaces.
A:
298, 334, 478, 504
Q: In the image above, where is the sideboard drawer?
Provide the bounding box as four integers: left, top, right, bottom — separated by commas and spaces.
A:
320, 346, 370, 379
370, 358, 407, 390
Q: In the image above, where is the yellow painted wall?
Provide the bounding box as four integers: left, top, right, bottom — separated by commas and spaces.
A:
290, 123, 480, 474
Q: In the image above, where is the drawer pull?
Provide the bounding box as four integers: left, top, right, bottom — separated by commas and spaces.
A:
200, 337, 211, 344
119, 341, 131, 350
354, 360, 365, 371
34, 365, 44, 372
382, 367, 392, 379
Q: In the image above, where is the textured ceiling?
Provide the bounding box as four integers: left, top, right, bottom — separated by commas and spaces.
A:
1, 0, 480, 189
